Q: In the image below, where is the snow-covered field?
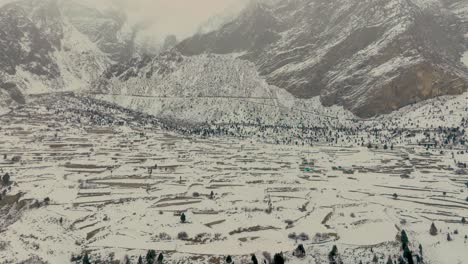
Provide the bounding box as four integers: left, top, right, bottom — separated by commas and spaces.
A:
0, 95, 466, 264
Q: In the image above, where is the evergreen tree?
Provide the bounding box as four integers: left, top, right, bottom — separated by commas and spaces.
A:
273, 253, 285, 264
462, 217, 466, 224
295, 244, 306, 258
429, 223, 438, 236
386, 256, 393, 264
226, 255, 233, 263
401, 230, 409, 247
398, 256, 405, 264
372, 254, 378, 263
157, 253, 164, 263
138, 256, 143, 264
123, 255, 131, 264
418, 244, 423, 257
403, 244, 414, 264
2, 173, 10, 185
251, 254, 258, 264
83, 253, 90, 264
329, 245, 338, 260
146, 250, 156, 264
180, 213, 186, 223
447, 233, 452, 241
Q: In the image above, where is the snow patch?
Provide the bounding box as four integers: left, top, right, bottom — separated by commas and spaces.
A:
462, 51, 468, 68
370, 56, 419, 77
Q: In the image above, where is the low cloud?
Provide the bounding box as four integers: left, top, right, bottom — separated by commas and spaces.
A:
101, 0, 249, 41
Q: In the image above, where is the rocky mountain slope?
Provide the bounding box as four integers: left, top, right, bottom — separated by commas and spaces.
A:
0, 0, 137, 109
1, 0, 467, 121
177, 0, 468, 117
94, 51, 356, 127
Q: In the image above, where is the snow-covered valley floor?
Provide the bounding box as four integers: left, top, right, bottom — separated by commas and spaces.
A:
0, 95, 467, 264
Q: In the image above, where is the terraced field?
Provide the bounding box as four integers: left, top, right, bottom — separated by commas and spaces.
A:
0, 95, 466, 263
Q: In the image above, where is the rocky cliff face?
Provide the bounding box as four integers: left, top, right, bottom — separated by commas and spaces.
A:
177, 0, 468, 117
0, 0, 62, 83
60, 0, 136, 62
0, 0, 136, 107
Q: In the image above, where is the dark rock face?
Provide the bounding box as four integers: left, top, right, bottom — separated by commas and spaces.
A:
95, 51, 184, 93
60, 1, 135, 62
177, 0, 468, 117
0, 83, 25, 105
0, 0, 62, 79
0, 0, 137, 107
178, 2, 282, 56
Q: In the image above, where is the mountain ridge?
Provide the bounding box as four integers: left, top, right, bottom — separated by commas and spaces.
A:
176, 0, 468, 117
0, 0, 466, 120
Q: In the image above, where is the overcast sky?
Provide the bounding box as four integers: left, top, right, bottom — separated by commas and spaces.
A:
103, 0, 250, 41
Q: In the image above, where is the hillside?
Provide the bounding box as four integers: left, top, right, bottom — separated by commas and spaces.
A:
177, 0, 468, 117
94, 51, 356, 127
0, 0, 136, 108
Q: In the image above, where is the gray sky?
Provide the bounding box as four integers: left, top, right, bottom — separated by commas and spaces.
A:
86, 0, 250, 41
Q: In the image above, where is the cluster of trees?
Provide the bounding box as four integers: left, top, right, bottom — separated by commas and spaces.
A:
141, 250, 164, 264
169, 115, 468, 149
79, 251, 164, 264
328, 245, 341, 264
67, 92, 468, 150
78, 232, 468, 264
400, 230, 417, 264
352, 230, 427, 264
431, 221, 466, 242
165, 119, 467, 150
224, 252, 285, 264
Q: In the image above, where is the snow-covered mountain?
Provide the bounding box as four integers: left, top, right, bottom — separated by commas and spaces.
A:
1, 0, 466, 122
94, 51, 356, 127
0, 0, 138, 108
177, 0, 468, 117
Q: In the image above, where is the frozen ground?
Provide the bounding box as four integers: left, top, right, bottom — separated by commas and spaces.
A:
0, 94, 467, 264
